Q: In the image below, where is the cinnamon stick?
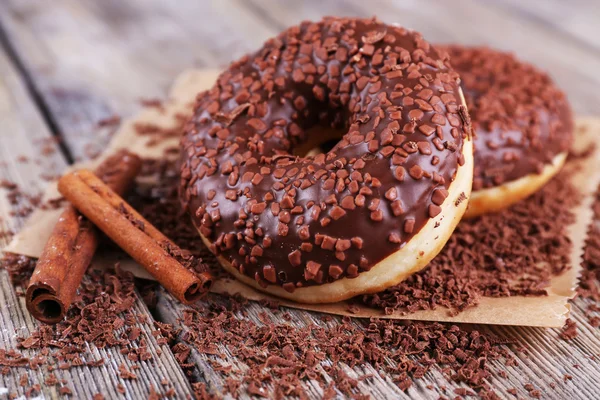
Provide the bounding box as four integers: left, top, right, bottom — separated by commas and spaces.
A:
57, 169, 213, 306
26, 150, 142, 324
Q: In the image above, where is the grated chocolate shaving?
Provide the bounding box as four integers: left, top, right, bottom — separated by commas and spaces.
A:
177, 296, 515, 399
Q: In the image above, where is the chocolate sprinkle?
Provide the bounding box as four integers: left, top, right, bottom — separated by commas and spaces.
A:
0, 258, 178, 398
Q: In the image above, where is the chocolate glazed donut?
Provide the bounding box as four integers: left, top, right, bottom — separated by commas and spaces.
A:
180, 17, 474, 303
443, 46, 573, 218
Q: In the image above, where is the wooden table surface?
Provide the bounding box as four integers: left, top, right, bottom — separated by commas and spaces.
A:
1, 1, 600, 399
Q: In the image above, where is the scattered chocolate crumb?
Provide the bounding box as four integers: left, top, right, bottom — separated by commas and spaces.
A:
175, 296, 514, 398
0, 179, 43, 219
139, 98, 164, 110
116, 383, 126, 394
0, 179, 17, 190
118, 364, 137, 380
524, 383, 541, 398
0, 259, 165, 398
559, 318, 578, 341
96, 115, 121, 128
192, 382, 218, 400
59, 386, 73, 396
132, 111, 190, 147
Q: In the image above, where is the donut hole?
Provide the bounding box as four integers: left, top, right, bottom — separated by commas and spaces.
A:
292, 127, 345, 157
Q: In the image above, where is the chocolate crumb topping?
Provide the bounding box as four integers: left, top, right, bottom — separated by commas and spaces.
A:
181, 17, 470, 290
444, 46, 573, 190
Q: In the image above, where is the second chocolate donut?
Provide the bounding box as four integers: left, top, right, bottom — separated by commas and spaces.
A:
444, 46, 573, 217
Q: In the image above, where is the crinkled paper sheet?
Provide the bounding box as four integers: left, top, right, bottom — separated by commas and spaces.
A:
5, 69, 600, 328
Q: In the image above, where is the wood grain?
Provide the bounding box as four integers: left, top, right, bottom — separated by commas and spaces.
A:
0, 0, 277, 160
490, 0, 600, 53
1, 0, 600, 399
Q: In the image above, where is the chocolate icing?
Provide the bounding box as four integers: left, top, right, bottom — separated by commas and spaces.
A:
180, 17, 470, 292
444, 46, 573, 190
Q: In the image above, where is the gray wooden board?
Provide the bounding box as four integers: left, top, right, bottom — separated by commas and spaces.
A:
0, 18, 194, 400
1, 0, 600, 398
489, 0, 600, 55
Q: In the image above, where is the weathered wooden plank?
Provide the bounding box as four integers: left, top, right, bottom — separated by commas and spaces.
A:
489, 0, 600, 54
0, 36, 193, 400
0, 0, 277, 160
2, 0, 600, 398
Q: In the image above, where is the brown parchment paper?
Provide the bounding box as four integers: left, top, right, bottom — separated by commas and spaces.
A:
4, 69, 600, 328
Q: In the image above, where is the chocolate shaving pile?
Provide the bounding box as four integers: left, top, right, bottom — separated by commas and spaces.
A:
360, 171, 577, 315
0, 257, 177, 398
559, 318, 578, 341
178, 296, 515, 399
